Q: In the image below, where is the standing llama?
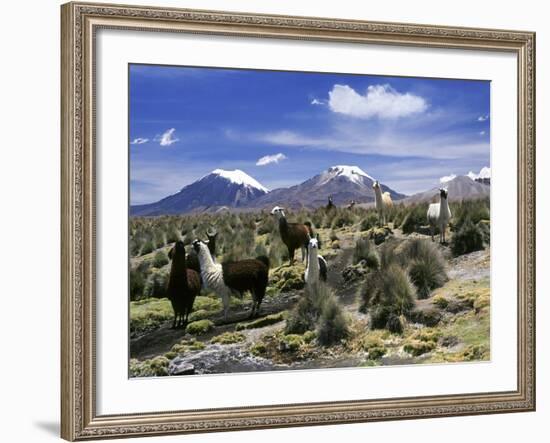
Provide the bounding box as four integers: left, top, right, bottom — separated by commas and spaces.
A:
167, 241, 202, 329
373, 180, 393, 225
192, 240, 270, 319
304, 237, 328, 288
270, 206, 313, 264
427, 188, 452, 244
326, 196, 336, 211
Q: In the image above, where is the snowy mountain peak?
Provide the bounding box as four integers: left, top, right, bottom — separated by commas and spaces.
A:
210, 169, 269, 193
467, 166, 491, 181
323, 165, 374, 185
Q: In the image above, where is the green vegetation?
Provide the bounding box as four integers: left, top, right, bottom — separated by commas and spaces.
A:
286, 284, 349, 346
186, 319, 215, 335
211, 331, 246, 344
130, 298, 173, 337
451, 218, 485, 256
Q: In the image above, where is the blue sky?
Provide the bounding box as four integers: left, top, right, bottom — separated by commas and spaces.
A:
129, 64, 490, 205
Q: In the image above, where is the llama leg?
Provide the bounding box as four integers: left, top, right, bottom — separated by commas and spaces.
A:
222, 290, 230, 322
289, 248, 295, 265
301, 246, 306, 263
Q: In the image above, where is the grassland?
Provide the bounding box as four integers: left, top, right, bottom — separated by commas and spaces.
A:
129, 198, 491, 376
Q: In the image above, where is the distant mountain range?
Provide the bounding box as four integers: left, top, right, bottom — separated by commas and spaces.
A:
130, 169, 268, 216
404, 175, 490, 204
130, 165, 490, 216
246, 165, 405, 210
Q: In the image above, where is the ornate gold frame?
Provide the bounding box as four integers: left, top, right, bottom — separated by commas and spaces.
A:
61, 2, 536, 440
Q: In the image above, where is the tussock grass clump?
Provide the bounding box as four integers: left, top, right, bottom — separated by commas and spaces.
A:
353, 237, 380, 269
359, 260, 416, 331
130, 268, 147, 301
451, 218, 485, 256
152, 250, 169, 268
130, 356, 169, 377
316, 293, 350, 346
400, 205, 427, 234
398, 239, 448, 299
143, 268, 169, 299
285, 284, 350, 346
360, 212, 379, 231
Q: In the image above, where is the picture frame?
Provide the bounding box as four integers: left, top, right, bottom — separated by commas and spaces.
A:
61, 1, 536, 440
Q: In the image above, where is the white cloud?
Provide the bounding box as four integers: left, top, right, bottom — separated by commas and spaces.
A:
477, 114, 489, 122
310, 98, 324, 105
130, 137, 149, 145
155, 128, 179, 146
440, 173, 457, 184
328, 84, 428, 119
257, 129, 489, 160
256, 153, 288, 166
479, 130, 486, 136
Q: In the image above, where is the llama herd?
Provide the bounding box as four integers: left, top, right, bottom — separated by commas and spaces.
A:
165, 183, 452, 331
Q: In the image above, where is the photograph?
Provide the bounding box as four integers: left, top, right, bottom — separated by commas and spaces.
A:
128, 64, 492, 377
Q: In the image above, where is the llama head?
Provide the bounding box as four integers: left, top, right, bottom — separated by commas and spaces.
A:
308, 237, 319, 250
192, 239, 207, 254
169, 240, 186, 261
271, 206, 285, 218
439, 188, 449, 200
372, 180, 380, 190
206, 226, 218, 241
328, 196, 333, 203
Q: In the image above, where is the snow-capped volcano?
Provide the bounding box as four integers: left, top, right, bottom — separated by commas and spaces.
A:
467, 166, 491, 182
248, 165, 405, 209
318, 165, 375, 186
210, 169, 269, 193
131, 169, 268, 215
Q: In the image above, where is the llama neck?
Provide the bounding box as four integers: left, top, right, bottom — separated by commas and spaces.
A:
308, 247, 319, 273
374, 186, 383, 204
278, 216, 289, 235
169, 255, 188, 287
197, 246, 216, 272
440, 196, 450, 217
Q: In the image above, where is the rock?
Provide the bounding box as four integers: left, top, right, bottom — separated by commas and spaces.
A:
168, 359, 195, 376
342, 264, 367, 283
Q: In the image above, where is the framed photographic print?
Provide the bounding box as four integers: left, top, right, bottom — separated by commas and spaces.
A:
61, 2, 536, 440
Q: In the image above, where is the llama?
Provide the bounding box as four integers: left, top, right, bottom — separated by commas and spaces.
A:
271, 206, 313, 264
326, 196, 336, 211
192, 240, 270, 319
167, 241, 202, 329
347, 200, 356, 210
427, 188, 452, 243
373, 180, 393, 225
304, 237, 328, 288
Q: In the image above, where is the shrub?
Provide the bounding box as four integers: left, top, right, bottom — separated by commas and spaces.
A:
360, 264, 416, 330
386, 313, 404, 334
129, 268, 146, 301
152, 250, 169, 268
360, 213, 379, 231
286, 284, 350, 346
285, 292, 319, 334
331, 209, 356, 229
141, 240, 155, 255
186, 319, 214, 335
316, 294, 350, 346
353, 238, 379, 269
451, 218, 485, 256
143, 269, 169, 298
398, 239, 448, 299
400, 205, 426, 234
